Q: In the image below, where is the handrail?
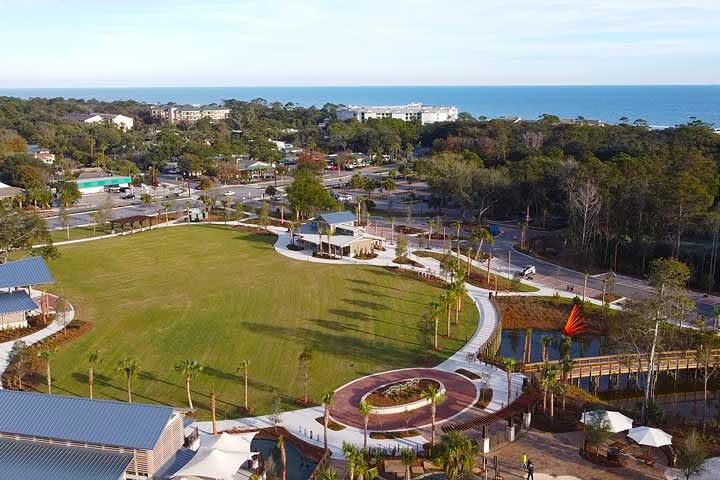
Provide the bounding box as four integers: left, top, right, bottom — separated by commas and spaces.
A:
523, 348, 720, 372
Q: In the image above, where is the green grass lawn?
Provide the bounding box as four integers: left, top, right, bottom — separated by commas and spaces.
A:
51, 225, 114, 243
46, 226, 478, 418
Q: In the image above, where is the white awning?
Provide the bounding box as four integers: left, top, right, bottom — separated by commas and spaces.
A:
171, 447, 256, 480
200, 432, 257, 453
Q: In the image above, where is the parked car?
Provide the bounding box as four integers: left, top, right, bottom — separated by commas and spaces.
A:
122, 193, 135, 200
335, 193, 353, 202
223, 190, 236, 197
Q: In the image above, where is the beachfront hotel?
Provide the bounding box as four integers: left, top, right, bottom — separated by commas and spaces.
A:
337, 102, 458, 124
150, 104, 231, 124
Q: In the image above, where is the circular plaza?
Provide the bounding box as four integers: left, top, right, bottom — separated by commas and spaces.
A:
328, 368, 478, 431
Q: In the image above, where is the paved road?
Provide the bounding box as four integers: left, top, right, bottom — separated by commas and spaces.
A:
368, 215, 720, 324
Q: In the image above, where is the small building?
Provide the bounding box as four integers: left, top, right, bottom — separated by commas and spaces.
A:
26, 144, 56, 164
0, 256, 54, 330
75, 175, 132, 194
0, 389, 185, 479
0, 181, 24, 201
66, 113, 134, 131
298, 211, 384, 257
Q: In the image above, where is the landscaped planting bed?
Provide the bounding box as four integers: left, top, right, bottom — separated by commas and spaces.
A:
365, 379, 440, 407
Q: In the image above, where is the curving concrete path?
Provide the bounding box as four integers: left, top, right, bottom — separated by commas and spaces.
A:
0, 290, 75, 388
191, 229, 525, 457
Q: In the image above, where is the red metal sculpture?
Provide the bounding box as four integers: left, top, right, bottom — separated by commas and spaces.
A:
562, 304, 588, 337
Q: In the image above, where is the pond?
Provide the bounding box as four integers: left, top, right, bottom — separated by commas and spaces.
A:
500, 329, 605, 362
251, 438, 318, 480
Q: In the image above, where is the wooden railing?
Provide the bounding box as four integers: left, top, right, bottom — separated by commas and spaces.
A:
477, 298, 503, 359
523, 348, 720, 380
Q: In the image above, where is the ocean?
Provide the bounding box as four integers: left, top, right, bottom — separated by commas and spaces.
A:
1, 85, 718, 128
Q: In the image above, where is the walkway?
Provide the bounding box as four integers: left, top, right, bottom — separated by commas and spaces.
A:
192, 230, 526, 458
328, 368, 477, 431
0, 290, 74, 387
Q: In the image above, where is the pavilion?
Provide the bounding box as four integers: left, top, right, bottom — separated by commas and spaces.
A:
0, 256, 54, 330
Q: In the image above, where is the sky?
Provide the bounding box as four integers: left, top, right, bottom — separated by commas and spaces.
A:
0, 0, 718, 87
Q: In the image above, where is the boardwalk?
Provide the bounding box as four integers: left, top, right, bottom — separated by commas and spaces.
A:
523, 348, 720, 380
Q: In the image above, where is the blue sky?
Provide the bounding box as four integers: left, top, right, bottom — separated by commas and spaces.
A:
0, 0, 718, 87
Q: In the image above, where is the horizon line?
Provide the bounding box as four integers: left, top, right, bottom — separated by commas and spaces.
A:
0, 83, 718, 90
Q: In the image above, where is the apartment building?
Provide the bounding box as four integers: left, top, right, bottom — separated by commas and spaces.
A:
150, 104, 231, 124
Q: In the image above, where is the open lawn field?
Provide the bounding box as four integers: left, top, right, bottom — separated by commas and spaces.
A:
45, 225, 478, 418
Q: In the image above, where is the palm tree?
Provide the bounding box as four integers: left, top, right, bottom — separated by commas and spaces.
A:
220, 199, 229, 224
452, 279, 467, 325
400, 448, 416, 479
237, 360, 250, 411
276, 435, 287, 480
175, 360, 203, 410
428, 300, 443, 349
427, 218, 436, 247
358, 400, 372, 452
434, 431, 479, 480
540, 335, 553, 365
502, 357, 517, 406
451, 221, 462, 258
539, 366, 557, 413
37, 349, 55, 394
470, 227, 493, 277
321, 390, 335, 451
523, 328, 533, 364
318, 467, 338, 480
441, 291, 454, 338
86, 349, 102, 399
422, 384, 447, 446
116, 357, 140, 403
161, 200, 173, 224
342, 442, 360, 480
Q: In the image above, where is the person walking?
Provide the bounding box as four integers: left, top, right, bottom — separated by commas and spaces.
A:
521, 452, 528, 470
526, 461, 535, 480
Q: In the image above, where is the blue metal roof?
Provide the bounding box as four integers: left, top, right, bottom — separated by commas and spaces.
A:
0, 257, 54, 289
318, 211, 356, 225
0, 291, 38, 314
0, 390, 175, 450
0, 438, 133, 480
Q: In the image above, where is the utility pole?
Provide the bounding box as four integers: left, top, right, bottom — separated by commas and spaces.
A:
582, 273, 588, 303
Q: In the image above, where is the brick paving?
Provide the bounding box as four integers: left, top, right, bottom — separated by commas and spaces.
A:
489, 429, 665, 480
328, 368, 477, 431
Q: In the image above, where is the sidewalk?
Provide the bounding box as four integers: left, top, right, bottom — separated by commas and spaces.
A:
0, 290, 74, 387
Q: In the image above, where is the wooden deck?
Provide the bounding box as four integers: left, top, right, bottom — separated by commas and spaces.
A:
522, 348, 720, 380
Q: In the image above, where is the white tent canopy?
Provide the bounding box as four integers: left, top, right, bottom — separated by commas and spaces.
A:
580, 410, 633, 433
171, 447, 256, 480
628, 426, 672, 447
201, 432, 257, 453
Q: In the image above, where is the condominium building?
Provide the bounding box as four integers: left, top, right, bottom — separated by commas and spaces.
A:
337, 103, 458, 124
150, 104, 231, 124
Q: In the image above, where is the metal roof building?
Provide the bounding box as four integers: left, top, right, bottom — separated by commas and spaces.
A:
0, 290, 38, 314
0, 390, 185, 478
0, 256, 54, 289
0, 438, 133, 480
318, 211, 356, 225
0, 390, 174, 450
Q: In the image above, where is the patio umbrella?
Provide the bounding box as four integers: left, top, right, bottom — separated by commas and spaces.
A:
580, 410, 633, 433
627, 426, 672, 448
